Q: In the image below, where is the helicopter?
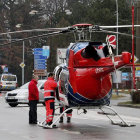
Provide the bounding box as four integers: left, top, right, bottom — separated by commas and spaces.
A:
0, 22, 139, 128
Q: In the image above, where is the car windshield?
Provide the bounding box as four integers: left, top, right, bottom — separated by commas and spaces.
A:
19, 80, 45, 89
2, 75, 17, 81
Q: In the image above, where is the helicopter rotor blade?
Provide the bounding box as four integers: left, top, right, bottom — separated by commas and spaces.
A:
100, 25, 140, 29
1, 24, 140, 36
0, 30, 71, 46
0, 29, 53, 36
97, 29, 140, 38
0, 27, 71, 36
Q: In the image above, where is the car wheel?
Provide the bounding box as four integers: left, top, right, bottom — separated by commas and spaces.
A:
9, 103, 18, 107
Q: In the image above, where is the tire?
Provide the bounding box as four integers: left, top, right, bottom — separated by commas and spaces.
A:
9, 103, 18, 107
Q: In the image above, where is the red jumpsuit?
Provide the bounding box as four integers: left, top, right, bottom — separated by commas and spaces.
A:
59, 81, 72, 123
44, 77, 57, 125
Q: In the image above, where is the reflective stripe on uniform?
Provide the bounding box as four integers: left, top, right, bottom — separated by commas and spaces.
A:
66, 114, 72, 117
44, 90, 55, 93
44, 96, 55, 99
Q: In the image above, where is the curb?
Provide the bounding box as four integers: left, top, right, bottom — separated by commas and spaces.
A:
118, 102, 140, 108
113, 89, 140, 92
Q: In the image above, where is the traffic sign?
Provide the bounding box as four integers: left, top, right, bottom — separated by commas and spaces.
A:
33, 48, 43, 51
34, 70, 46, 73
34, 62, 46, 66
34, 63, 46, 67
34, 66, 46, 70
34, 55, 47, 59
57, 48, 67, 64
42, 46, 50, 58
133, 55, 139, 63
33, 48, 48, 70
33, 51, 43, 55
34, 59, 46, 63
20, 62, 25, 68
34, 65, 46, 70
136, 70, 140, 77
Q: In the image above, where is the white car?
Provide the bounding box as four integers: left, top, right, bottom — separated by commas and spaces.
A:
5, 80, 46, 107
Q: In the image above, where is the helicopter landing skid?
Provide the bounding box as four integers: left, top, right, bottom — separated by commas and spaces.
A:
38, 105, 135, 128
37, 121, 58, 129
37, 107, 73, 129
98, 106, 136, 127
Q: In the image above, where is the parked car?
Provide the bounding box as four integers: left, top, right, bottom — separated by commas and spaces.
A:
5, 80, 45, 107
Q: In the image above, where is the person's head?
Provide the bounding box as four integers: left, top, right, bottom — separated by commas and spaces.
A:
48, 72, 54, 78
32, 75, 39, 81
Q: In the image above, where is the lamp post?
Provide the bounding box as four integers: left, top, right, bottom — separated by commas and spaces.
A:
15, 24, 26, 85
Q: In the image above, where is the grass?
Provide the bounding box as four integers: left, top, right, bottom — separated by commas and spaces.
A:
113, 90, 131, 94
118, 101, 140, 108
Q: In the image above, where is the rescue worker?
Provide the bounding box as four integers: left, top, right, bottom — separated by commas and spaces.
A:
58, 80, 73, 123
44, 72, 58, 126
28, 75, 39, 124
59, 107, 73, 123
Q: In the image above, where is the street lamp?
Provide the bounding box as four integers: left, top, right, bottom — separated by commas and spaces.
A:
29, 10, 38, 15
65, 9, 72, 15
15, 24, 25, 85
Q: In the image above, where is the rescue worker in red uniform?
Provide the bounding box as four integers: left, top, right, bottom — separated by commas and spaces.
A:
58, 80, 73, 123
28, 75, 39, 124
44, 72, 58, 126
59, 107, 72, 123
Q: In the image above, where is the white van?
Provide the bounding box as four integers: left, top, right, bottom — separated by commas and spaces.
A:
0, 73, 17, 91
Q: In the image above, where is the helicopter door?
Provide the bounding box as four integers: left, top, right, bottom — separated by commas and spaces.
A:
59, 70, 69, 106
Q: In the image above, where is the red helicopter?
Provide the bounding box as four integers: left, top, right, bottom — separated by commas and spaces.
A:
51, 23, 134, 128
0, 23, 138, 128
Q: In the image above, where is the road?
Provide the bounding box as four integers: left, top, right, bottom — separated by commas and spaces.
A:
0, 92, 140, 140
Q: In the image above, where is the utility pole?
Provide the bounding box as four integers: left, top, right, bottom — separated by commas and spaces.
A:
132, 1, 136, 89
116, 0, 119, 95
136, 1, 140, 63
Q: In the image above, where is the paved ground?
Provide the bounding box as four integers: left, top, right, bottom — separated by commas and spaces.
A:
0, 92, 140, 140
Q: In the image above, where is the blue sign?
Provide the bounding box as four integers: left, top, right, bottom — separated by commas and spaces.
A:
33, 48, 43, 51
122, 72, 129, 81
42, 46, 50, 58
34, 59, 46, 63
33, 48, 48, 70
42, 49, 49, 57
3, 67, 8, 73
33, 51, 43, 55
34, 65, 46, 70
136, 70, 140, 77
34, 55, 47, 59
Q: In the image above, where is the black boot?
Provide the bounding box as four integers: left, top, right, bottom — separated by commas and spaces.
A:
59, 117, 63, 123
47, 121, 52, 126
67, 117, 71, 123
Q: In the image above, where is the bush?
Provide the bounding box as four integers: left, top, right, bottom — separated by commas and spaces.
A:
131, 90, 140, 103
